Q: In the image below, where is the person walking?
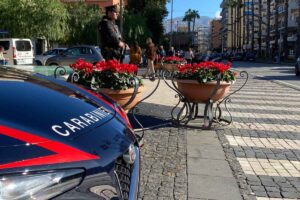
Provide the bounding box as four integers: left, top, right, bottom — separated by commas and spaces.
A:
143, 37, 156, 78
129, 41, 142, 65
184, 47, 194, 64
98, 5, 125, 61
0, 46, 8, 65
167, 46, 176, 56
157, 45, 166, 59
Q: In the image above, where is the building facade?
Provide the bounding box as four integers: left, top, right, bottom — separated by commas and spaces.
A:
210, 19, 222, 51
220, 0, 300, 59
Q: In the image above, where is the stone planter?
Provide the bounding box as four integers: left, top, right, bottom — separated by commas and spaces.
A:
99, 86, 144, 111
176, 79, 233, 103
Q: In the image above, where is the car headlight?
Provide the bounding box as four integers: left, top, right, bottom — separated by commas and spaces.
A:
123, 144, 136, 164
297, 57, 300, 62
0, 169, 84, 200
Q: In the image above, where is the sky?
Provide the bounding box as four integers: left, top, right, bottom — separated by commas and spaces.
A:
166, 0, 223, 19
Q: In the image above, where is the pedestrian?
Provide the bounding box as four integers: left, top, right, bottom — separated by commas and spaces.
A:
184, 47, 194, 64
98, 4, 126, 61
167, 46, 176, 57
129, 41, 142, 65
157, 45, 166, 59
143, 37, 156, 78
0, 46, 8, 65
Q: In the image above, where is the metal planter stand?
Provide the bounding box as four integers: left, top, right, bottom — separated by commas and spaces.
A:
162, 70, 249, 129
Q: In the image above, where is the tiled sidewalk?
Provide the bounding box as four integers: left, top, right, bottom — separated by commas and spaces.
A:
220, 76, 300, 200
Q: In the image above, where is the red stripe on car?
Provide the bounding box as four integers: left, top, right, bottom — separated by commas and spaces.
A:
0, 125, 99, 170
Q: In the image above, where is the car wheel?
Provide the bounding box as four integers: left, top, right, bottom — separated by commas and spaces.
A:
296, 65, 300, 76
35, 60, 43, 66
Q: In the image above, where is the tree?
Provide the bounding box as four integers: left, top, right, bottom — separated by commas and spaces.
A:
123, 11, 150, 47
0, 0, 68, 43
183, 9, 193, 33
126, 0, 168, 44
65, 3, 102, 45
191, 10, 200, 33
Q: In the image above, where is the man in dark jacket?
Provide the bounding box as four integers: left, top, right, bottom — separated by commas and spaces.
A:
98, 5, 125, 61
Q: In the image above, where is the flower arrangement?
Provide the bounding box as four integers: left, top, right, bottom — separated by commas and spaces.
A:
70, 59, 142, 90
175, 61, 237, 83
162, 56, 185, 64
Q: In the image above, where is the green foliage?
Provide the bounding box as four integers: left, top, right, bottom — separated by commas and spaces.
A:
123, 11, 150, 47
126, 0, 168, 44
65, 3, 102, 45
183, 9, 200, 33
0, 0, 68, 41
94, 70, 140, 90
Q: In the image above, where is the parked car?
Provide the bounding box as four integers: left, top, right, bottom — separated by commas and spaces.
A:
45, 45, 103, 66
295, 56, 300, 76
35, 48, 66, 66
244, 52, 256, 61
230, 53, 244, 61
0, 38, 34, 65
0, 65, 140, 200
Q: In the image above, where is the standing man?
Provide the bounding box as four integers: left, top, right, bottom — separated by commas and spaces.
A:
98, 5, 125, 61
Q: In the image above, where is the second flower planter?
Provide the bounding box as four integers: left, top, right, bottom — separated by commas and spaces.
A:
176, 79, 232, 103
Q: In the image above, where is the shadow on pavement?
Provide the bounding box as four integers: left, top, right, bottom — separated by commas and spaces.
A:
127, 102, 177, 129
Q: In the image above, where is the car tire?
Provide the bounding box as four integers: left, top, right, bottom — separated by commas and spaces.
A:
115, 158, 131, 200
296, 64, 300, 76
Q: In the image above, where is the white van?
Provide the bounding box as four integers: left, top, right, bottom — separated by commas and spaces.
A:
0, 38, 34, 65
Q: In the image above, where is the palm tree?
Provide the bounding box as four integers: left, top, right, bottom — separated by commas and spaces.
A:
191, 10, 200, 33
183, 9, 193, 33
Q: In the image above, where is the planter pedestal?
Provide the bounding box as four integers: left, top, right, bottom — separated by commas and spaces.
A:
162, 72, 248, 129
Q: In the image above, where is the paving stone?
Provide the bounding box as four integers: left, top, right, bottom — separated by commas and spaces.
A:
281, 191, 299, 198
266, 191, 282, 198
139, 127, 187, 200
251, 186, 266, 192
265, 186, 280, 193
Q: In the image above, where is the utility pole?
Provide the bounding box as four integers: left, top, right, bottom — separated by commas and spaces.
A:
170, 0, 174, 46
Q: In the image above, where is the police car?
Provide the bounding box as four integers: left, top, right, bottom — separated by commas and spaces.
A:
0, 66, 140, 200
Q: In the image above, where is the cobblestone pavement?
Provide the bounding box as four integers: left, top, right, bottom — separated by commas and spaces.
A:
219, 75, 300, 200
138, 127, 187, 200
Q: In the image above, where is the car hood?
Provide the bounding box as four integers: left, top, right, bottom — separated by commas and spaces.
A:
0, 66, 122, 147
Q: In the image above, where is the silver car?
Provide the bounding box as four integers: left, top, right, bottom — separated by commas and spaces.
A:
35, 48, 66, 66
45, 45, 103, 66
